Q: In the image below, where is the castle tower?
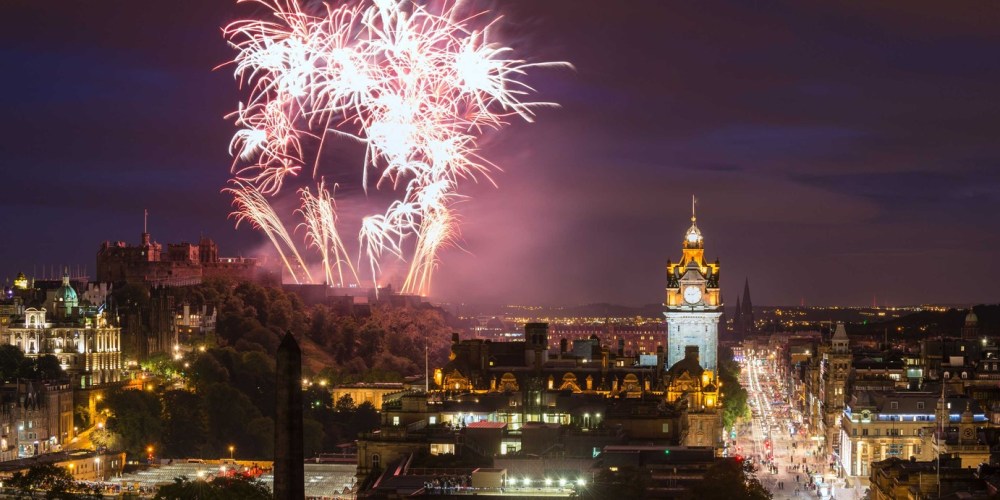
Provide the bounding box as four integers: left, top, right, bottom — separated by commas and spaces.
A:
664, 197, 722, 373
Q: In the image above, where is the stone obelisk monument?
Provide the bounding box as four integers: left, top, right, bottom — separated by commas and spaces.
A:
274, 331, 304, 499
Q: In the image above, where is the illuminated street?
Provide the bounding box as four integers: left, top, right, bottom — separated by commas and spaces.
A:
739, 349, 852, 499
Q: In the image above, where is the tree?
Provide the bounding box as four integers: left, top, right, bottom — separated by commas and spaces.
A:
103, 389, 163, 458
346, 401, 379, 439
90, 427, 120, 451
7, 464, 79, 499
161, 390, 207, 458
688, 458, 772, 500
303, 418, 325, 458
0, 344, 26, 382
202, 383, 260, 455
153, 475, 270, 499
334, 394, 356, 413
719, 345, 749, 430
188, 353, 230, 391
245, 417, 274, 459
35, 355, 65, 380
590, 466, 652, 499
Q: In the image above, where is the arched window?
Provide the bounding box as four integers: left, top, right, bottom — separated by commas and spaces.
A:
371, 454, 381, 469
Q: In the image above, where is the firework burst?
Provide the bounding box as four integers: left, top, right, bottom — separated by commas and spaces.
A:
224, 0, 568, 295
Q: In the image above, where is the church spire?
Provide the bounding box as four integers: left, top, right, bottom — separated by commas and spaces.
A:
742, 278, 753, 313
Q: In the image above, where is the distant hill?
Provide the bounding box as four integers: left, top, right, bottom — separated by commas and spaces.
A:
850, 304, 999, 339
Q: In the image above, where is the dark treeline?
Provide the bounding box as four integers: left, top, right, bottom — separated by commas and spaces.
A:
99, 279, 458, 460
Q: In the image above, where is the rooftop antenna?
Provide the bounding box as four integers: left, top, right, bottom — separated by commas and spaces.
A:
144, 208, 148, 233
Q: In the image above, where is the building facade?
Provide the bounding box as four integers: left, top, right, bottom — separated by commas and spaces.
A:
839, 391, 987, 478
1, 275, 122, 387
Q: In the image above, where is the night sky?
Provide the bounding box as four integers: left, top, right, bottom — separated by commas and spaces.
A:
1, 1, 998, 307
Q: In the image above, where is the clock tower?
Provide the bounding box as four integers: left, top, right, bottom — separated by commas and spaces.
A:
664, 198, 722, 372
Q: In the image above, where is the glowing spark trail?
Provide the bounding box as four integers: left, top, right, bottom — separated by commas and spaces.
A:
297, 180, 360, 287
225, 180, 314, 284
224, 0, 568, 295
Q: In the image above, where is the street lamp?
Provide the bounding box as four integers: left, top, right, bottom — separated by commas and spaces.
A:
229, 445, 235, 462
94, 457, 101, 481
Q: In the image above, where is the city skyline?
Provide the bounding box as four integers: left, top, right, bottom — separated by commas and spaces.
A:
1, 0, 999, 307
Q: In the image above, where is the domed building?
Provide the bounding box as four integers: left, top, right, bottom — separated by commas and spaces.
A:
12, 272, 28, 290
50, 273, 79, 319
2, 272, 122, 387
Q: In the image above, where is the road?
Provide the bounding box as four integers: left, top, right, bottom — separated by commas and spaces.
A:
736, 350, 859, 500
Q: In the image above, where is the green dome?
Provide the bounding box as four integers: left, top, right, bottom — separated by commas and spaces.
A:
56, 275, 78, 304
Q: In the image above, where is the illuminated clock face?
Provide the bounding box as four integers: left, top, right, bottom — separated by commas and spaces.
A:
683, 286, 702, 304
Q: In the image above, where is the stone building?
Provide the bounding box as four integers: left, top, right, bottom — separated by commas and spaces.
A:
0, 381, 74, 459
823, 323, 852, 456
664, 346, 722, 448
2, 274, 122, 387
839, 390, 987, 478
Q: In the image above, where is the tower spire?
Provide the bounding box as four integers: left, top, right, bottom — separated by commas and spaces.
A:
691, 195, 697, 223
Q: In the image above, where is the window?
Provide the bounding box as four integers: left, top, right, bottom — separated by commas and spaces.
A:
429, 416, 437, 425
853, 428, 857, 436
890, 402, 898, 409
371, 454, 381, 469
392, 416, 400, 426
862, 429, 868, 436
917, 402, 925, 410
